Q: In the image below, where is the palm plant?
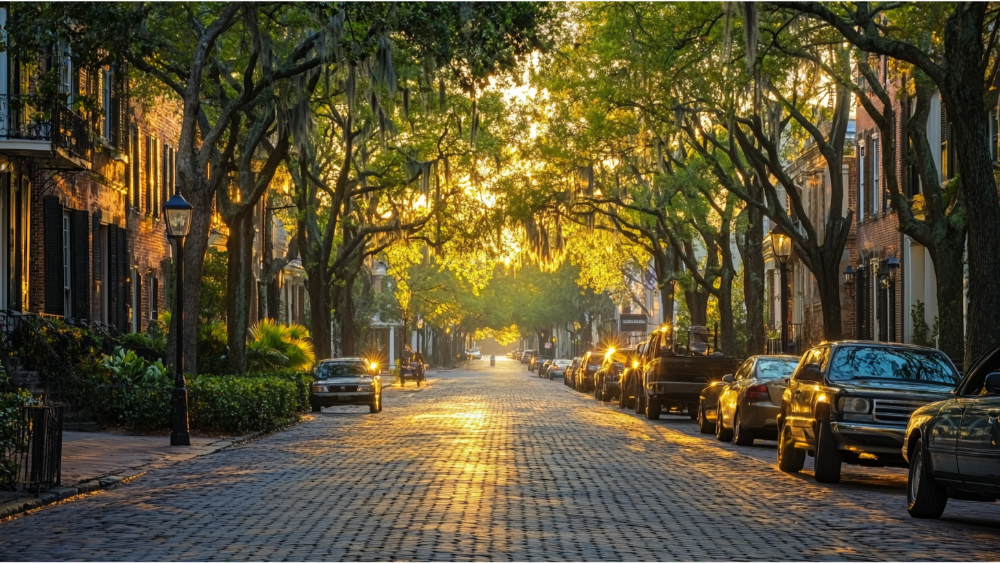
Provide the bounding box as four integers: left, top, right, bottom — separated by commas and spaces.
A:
247, 319, 316, 372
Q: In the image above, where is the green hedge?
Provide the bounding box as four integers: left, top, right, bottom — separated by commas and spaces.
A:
89, 370, 313, 435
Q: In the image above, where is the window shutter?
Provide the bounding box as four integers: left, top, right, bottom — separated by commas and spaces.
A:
43, 197, 64, 315
107, 225, 119, 327
70, 210, 90, 320
130, 125, 140, 208
151, 274, 158, 320
144, 134, 151, 213
92, 213, 102, 282
135, 272, 143, 329
117, 229, 128, 331
162, 143, 169, 215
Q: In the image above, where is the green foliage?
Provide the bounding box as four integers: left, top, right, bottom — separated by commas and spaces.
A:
247, 320, 316, 372
146, 312, 169, 354
911, 301, 940, 348
200, 248, 228, 325
0, 366, 37, 490
101, 347, 170, 387
118, 332, 153, 350
197, 322, 229, 375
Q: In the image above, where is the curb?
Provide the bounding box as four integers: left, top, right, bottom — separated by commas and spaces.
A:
0, 417, 303, 522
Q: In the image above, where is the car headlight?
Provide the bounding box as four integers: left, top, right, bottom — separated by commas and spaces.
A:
312, 385, 325, 392
838, 397, 871, 413
358, 385, 373, 392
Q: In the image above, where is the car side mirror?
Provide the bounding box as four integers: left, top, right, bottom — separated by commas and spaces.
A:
797, 363, 823, 382
984, 372, 1000, 394
721, 374, 734, 384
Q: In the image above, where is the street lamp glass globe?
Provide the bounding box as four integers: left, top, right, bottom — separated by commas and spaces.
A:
163, 192, 193, 238
769, 226, 792, 263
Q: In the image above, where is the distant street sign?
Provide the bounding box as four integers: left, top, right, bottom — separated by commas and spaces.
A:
620, 314, 647, 333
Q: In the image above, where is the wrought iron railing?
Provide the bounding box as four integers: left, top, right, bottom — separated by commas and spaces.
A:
0, 94, 92, 161
0, 310, 89, 412
16, 405, 63, 495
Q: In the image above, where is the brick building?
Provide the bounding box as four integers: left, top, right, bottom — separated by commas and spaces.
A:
853, 59, 966, 347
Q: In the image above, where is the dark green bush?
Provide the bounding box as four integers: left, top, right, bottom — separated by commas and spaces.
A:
188, 375, 301, 435
0, 370, 37, 490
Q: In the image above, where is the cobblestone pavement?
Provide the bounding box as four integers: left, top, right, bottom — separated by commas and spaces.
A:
2, 358, 999, 561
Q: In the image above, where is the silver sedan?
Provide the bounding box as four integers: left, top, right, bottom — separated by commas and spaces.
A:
715, 355, 800, 445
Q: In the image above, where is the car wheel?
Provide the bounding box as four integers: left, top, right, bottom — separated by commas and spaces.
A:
311, 404, 322, 413
777, 424, 805, 473
733, 409, 754, 446
813, 421, 842, 483
688, 403, 699, 420
697, 403, 714, 434
618, 387, 627, 409
716, 411, 733, 442
907, 438, 948, 519
635, 389, 646, 415
645, 395, 660, 420
595, 383, 603, 401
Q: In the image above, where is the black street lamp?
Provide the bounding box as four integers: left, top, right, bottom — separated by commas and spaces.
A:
769, 225, 793, 353
164, 189, 193, 447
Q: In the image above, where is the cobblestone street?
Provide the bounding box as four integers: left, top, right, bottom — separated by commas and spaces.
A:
1, 358, 999, 561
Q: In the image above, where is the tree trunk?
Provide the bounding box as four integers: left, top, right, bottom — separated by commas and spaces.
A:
929, 244, 966, 364
307, 267, 331, 360
740, 206, 766, 356
717, 271, 736, 357
815, 261, 844, 343
340, 279, 357, 356
685, 287, 708, 327
225, 211, 255, 374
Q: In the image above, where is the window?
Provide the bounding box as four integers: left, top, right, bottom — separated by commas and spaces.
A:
131, 125, 139, 208
102, 69, 112, 140
151, 137, 159, 216
162, 144, 173, 212
144, 134, 152, 214
872, 136, 880, 215
58, 42, 73, 109
858, 141, 866, 221
150, 274, 158, 321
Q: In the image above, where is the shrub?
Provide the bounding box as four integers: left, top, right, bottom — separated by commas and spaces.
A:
247, 319, 315, 372
188, 375, 302, 435
0, 367, 37, 490
197, 322, 229, 375
102, 347, 170, 387
118, 332, 152, 350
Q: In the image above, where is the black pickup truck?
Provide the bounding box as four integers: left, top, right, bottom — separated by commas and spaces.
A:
638, 326, 742, 420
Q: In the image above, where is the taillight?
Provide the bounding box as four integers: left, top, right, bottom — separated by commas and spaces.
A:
747, 384, 770, 401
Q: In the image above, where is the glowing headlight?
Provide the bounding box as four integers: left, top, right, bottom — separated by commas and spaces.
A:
838, 397, 871, 414
358, 385, 373, 392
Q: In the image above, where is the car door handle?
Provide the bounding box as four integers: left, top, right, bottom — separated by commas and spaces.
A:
989, 412, 1000, 424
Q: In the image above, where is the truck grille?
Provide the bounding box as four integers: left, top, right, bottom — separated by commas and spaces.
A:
325, 385, 358, 392
872, 399, 926, 424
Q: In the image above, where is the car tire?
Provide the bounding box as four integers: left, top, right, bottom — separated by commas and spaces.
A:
716, 411, 733, 442
777, 424, 805, 473
311, 404, 322, 413
688, 403, 699, 420
733, 409, 754, 446
907, 438, 948, 519
635, 389, 646, 415
645, 395, 660, 420
813, 421, 842, 483
697, 403, 714, 434
618, 387, 627, 409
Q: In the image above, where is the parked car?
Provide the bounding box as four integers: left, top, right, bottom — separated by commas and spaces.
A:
520, 350, 534, 364
565, 357, 582, 386
469, 347, 482, 360
595, 349, 631, 402
638, 327, 741, 420
537, 359, 554, 378
575, 351, 605, 392
619, 341, 649, 410
547, 359, 573, 381
310, 358, 383, 414
904, 341, 1000, 518
777, 342, 960, 484
711, 355, 800, 444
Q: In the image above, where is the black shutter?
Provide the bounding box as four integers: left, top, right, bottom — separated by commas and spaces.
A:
135, 272, 143, 329
107, 225, 119, 327
70, 210, 90, 321
117, 230, 128, 331
92, 213, 102, 282
43, 197, 64, 315
151, 274, 158, 320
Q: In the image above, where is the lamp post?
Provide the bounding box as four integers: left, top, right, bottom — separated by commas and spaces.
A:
164, 189, 193, 447
769, 225, 793, 353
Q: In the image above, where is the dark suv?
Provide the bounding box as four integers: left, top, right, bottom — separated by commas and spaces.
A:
777, 341, 960, 484
575, 351, 604, 392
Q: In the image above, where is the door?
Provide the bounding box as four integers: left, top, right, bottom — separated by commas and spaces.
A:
956, 395, 1000, 493
924, 398, 963, 483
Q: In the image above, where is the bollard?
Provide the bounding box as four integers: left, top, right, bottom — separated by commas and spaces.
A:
490, 354, 496, 366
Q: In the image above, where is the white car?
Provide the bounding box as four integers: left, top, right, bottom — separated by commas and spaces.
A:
470, 347, 482, 360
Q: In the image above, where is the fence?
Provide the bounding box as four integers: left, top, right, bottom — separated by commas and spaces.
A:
2, 405, 64, 495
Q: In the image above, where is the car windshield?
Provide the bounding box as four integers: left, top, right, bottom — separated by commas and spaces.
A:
828, 346, 959, 384
756, 358, 800, 381
316, 362, 368, 379
587, 355, 603, 365
555, 360, 572, 366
